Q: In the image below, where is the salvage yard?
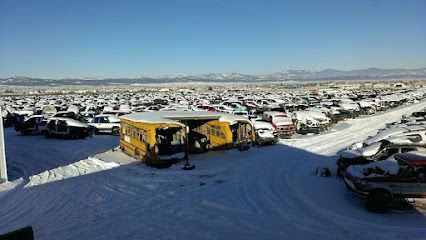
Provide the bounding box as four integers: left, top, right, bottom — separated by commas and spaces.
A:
1, 100, 426, 240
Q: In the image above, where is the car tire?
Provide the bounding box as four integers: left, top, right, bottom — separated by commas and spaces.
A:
366, 191, 391, 213
94, 128, 99, 135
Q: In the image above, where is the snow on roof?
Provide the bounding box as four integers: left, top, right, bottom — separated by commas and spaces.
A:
339, 141, 383, 159
121, 111, 252, 126
253, 120, 274, 130
347, 158, 400, 178
364, 127, 406, 145
357, 141, 383, 157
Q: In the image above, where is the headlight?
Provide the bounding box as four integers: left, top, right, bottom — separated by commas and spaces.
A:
355, 178, 367, 186
306, 120, 312, 125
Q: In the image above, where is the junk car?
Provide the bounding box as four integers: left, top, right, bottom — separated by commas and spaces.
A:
45, 117, 94, 139
337, 140, 426, 176
89, 114, 120, 135
291, 111, 321, 134
343, 151, 426, 212
253, 120, 278, 145
14, 115, 46, 135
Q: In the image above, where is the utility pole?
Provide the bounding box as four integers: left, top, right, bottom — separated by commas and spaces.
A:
0, 107, 7, 182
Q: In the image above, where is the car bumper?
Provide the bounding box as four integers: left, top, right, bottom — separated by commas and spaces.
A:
299, 127, 320, 134
344, 178, 369, 198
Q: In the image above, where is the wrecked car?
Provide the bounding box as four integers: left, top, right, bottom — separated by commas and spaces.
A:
262, 111, 295, 138
343, 151, 426, 212
291, 111, 321, 134
337, 140, 426, 176
14, 115, 46, 135
45, 117, 94, 139
253, 120, 278, 145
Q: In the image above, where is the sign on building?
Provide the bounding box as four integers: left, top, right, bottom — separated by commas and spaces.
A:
0, 107, 7, 182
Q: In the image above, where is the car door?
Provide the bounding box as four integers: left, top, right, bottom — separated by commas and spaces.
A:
92, 116, 101, 130
25, 117, 37, 132
47, 119, 56, 133
415, 166, 426, 198
398, 164, 418, 198
35, 117, 44, 131
56, 120, 68, 135
99, 117, 111, 131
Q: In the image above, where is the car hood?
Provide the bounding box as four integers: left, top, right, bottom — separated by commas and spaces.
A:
339, 141, 382, 158
346, 158, 400, 178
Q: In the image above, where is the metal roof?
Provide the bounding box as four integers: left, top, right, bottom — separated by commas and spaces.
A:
120, 111, 252, 126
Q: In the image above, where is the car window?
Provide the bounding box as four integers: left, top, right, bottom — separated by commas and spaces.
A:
407, 134, 422, 143
47, 120, 56, 130
401, 147, 418, 153
57, 120, 67, 132
399, 165, 415, 177
100, 117, 109, 123
25, 117, 36, 125
93, 117, 100, 123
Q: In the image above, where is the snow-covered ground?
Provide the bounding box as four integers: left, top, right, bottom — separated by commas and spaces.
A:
1, 101, 426, 239
3, 130, 118, 181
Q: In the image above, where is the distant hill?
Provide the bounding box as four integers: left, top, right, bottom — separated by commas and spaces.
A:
1, 68, 426, 86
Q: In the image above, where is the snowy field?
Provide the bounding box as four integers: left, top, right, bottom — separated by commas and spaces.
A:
1, 101, 426, 239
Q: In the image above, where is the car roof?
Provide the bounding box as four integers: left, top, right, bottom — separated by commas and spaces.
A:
95, 114, 116, 117
395, 151, 426, 166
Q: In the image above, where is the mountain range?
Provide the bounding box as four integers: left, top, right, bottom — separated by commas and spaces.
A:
1, 68, 426, 86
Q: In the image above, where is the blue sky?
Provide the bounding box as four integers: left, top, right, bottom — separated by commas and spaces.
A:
0, 0, 425, 78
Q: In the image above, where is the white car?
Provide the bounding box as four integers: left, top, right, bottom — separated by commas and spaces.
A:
253, 120, 278, 145
89, 114, 120, 135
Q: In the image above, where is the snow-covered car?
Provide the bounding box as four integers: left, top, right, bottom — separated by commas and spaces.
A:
14, 115, 46, 135
339, 100, 361, 118
355, 126, 426, 148
213, 104, 234, 113
253, 120, 278, 145
232, 110, 249, 118
89, 114, 120, 135
304, 110, 330, 131
357, 101, 377, 115
343, 151, 426, 212
45, 117, 94, 139
262, 111, 295, 138
291, 111, 320, 134
41, 105, 58, 117
337, 141, 426, 176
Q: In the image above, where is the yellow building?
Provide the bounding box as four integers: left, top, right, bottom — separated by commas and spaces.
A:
119, 111, 254, 167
